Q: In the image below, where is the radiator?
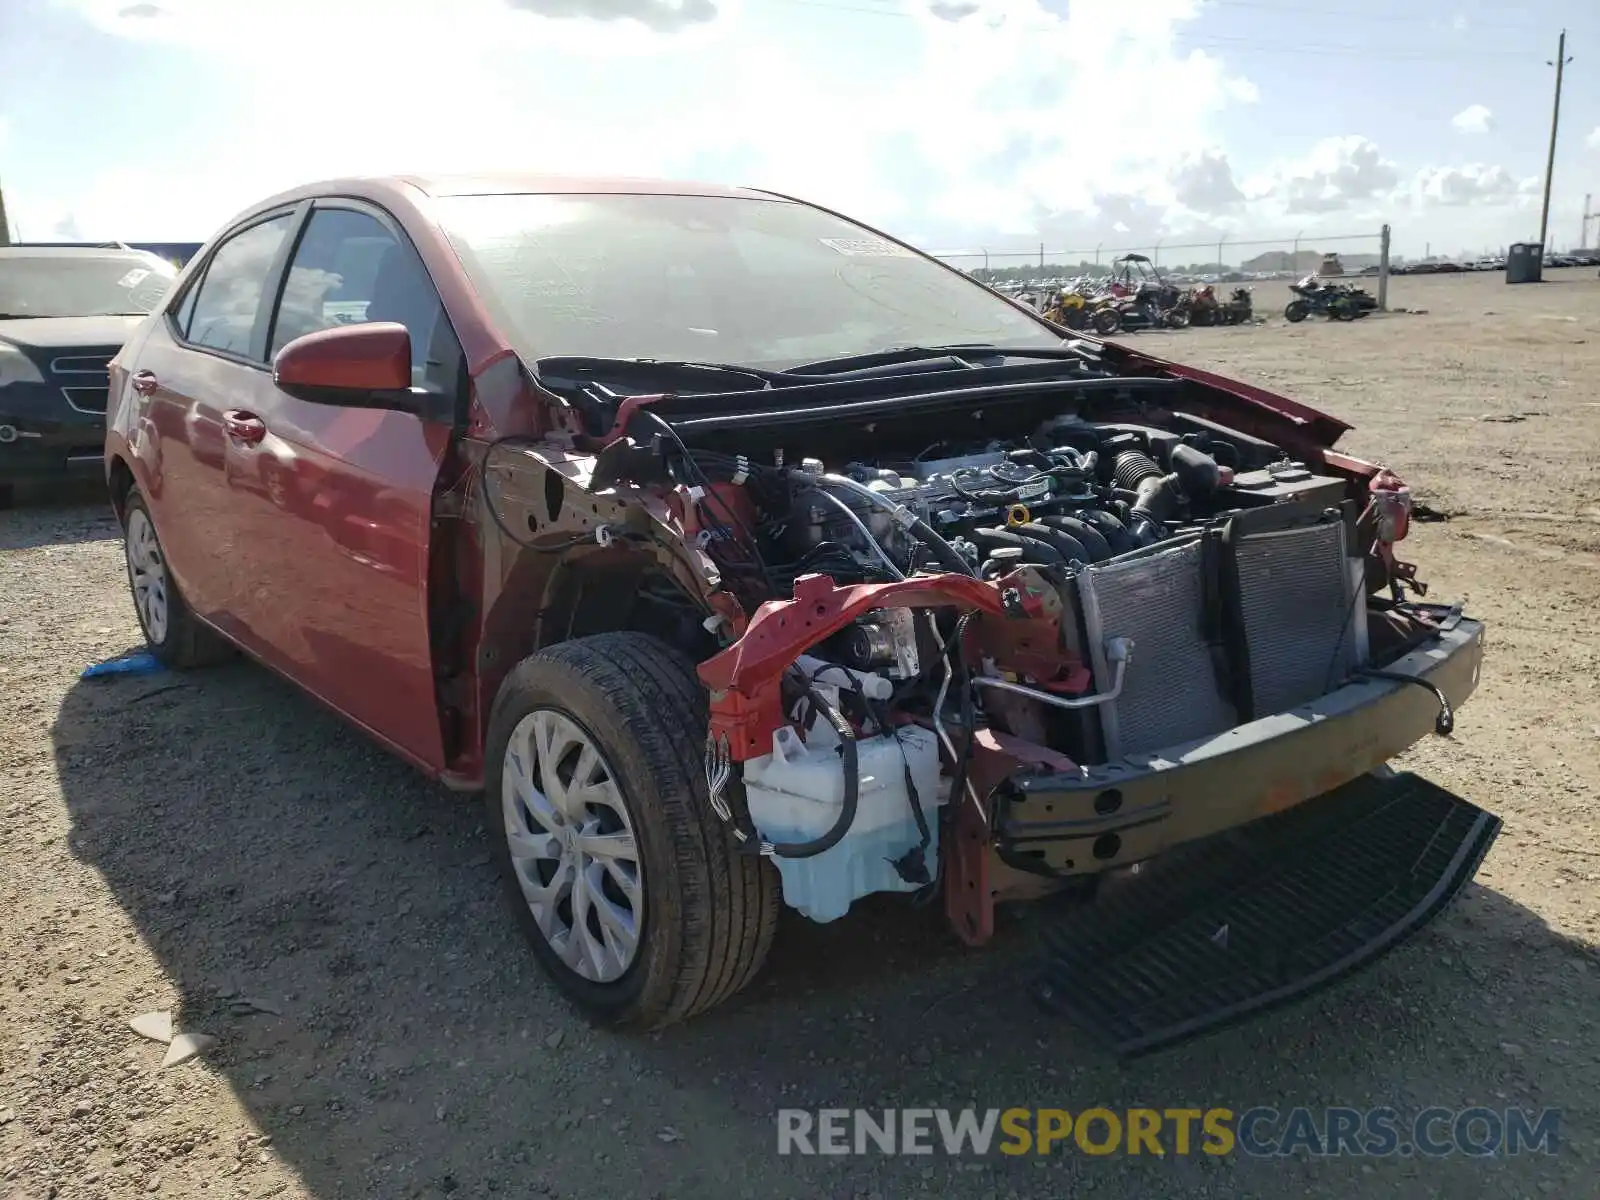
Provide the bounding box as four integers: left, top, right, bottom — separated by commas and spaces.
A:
1233, 518, 1359, 717
1077, 509, 1364, 760
1077, 535, 1238, 759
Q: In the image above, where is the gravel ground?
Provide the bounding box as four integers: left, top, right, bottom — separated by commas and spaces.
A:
2, 269, 1597, 1200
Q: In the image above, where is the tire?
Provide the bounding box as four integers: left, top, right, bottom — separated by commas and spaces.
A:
1334, 301, 1357, 321
1165, 311, 1190, 329
1091, 308, 1122, 335
1284, 300, 1310, 323
485, 632, 779, 1029
121, 487, 234, 668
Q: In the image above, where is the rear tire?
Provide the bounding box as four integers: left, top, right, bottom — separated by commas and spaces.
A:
1284, 300, 1310, 323
1091, 308, 1122, 335
485, 632, 779, 1029
121, 487, 234, 668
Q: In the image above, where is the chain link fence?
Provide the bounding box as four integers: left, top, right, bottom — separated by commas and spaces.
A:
926, 227, 1393, 310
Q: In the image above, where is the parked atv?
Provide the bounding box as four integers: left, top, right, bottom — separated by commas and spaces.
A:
1285, 274, 1377, 322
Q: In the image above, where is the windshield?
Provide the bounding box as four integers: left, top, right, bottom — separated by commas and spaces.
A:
432, 192, 1061, 369
0, 254, 178, 318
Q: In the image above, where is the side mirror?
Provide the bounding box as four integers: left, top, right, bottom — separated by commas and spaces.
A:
272, 322, 452, 421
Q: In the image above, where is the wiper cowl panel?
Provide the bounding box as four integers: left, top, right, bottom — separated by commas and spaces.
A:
532, 355, 789, 393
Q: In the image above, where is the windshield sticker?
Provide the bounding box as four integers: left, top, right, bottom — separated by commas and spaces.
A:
116, 268, 153, 289
819, 237, 914, 258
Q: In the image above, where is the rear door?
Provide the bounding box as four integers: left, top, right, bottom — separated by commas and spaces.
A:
129, 210, 299, 634
233, 200, 463, 770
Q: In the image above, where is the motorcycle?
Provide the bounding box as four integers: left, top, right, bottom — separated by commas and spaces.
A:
1284, 274, 1377, 322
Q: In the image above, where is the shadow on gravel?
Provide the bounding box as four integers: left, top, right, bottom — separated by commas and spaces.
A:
53, 664, 1593, 1199
0, 478, 118, 551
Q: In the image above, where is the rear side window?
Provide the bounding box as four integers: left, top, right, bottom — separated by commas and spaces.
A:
270, 207, 447, 387
185, 215, 293, 358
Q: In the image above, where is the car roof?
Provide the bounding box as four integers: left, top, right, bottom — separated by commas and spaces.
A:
241, 173, 784, 215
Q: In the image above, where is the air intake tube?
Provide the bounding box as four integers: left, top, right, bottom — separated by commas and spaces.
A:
1113, 444, 1224, 545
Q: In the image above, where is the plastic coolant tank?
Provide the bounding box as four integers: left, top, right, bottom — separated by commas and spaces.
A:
742, 721, 943, 923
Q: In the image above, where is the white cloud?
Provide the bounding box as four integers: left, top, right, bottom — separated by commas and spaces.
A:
1244, 136, 1400, 217
11, 0, 1542, 259
26, 0, 1262, 250
1402, 163, 1529, 207
1451, 104, 1493, 134
502, 0, 717, 32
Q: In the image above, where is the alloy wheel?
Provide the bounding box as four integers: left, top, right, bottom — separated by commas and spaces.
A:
501, 709, 644, 983
125, 508, 170, 646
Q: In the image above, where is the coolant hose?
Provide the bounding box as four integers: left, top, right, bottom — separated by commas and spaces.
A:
765, 683, 861, 859
817, 473, 977, 577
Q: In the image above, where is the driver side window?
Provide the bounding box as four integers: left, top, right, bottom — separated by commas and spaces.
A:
269, 207, 458, 391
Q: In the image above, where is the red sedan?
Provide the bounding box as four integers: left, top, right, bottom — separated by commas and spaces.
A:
105, 174, 1495, 1052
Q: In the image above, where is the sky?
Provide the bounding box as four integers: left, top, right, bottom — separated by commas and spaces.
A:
1, 0, 1598, 264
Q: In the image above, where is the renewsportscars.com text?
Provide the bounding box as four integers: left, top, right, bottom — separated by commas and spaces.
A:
776, 1106, 1561, 1158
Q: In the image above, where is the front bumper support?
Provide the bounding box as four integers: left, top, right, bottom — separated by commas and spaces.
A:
997, 618, 1485, 875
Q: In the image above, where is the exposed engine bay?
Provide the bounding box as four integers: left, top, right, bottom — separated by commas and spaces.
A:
780, 414, 1350, 586
502, 345, 1460, 942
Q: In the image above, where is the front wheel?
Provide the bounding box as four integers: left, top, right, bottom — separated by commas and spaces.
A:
1284, 300, 1310, 323
485, 632, 779, 1029
1091, 308, 1123, 334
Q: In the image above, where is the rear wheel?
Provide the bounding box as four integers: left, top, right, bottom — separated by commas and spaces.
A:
122, 488, 233, 668
1091, 307, 1122, 335
1284, 300, 1310, 323
485, 632, 779, 1029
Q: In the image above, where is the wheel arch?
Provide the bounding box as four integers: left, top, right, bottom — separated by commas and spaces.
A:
106, 454, 136, 522
473, 545, 720, 780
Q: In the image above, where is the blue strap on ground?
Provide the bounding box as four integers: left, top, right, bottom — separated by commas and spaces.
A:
81, 652, 165, 679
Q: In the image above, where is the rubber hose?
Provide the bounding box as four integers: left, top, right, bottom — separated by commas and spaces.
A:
766, 684, 860, 859
969, 526, 1066, 564
1169, 443, 1223, 496
1037, 515, 1112, 561
1075, 509, 1138, 555
1112, 448, 1163, 492
1013, 522, 1090, 563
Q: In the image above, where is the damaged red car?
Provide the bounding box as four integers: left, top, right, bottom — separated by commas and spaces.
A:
104, 174, 1497, 1054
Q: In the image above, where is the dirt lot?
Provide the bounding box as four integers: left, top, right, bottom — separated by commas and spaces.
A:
2, 268, 1598, 1200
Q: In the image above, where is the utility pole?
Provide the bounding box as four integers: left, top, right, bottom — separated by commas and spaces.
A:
0, 179, 11, 247
1538, 30, 1572, 252
1582, 193, 1597, 251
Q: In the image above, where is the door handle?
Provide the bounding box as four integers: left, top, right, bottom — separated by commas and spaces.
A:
223, 410, 267, 446
131, 370, 159, 396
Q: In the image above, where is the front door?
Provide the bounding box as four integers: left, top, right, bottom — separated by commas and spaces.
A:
135, 210, 298, 638
230, 202, 462, 771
